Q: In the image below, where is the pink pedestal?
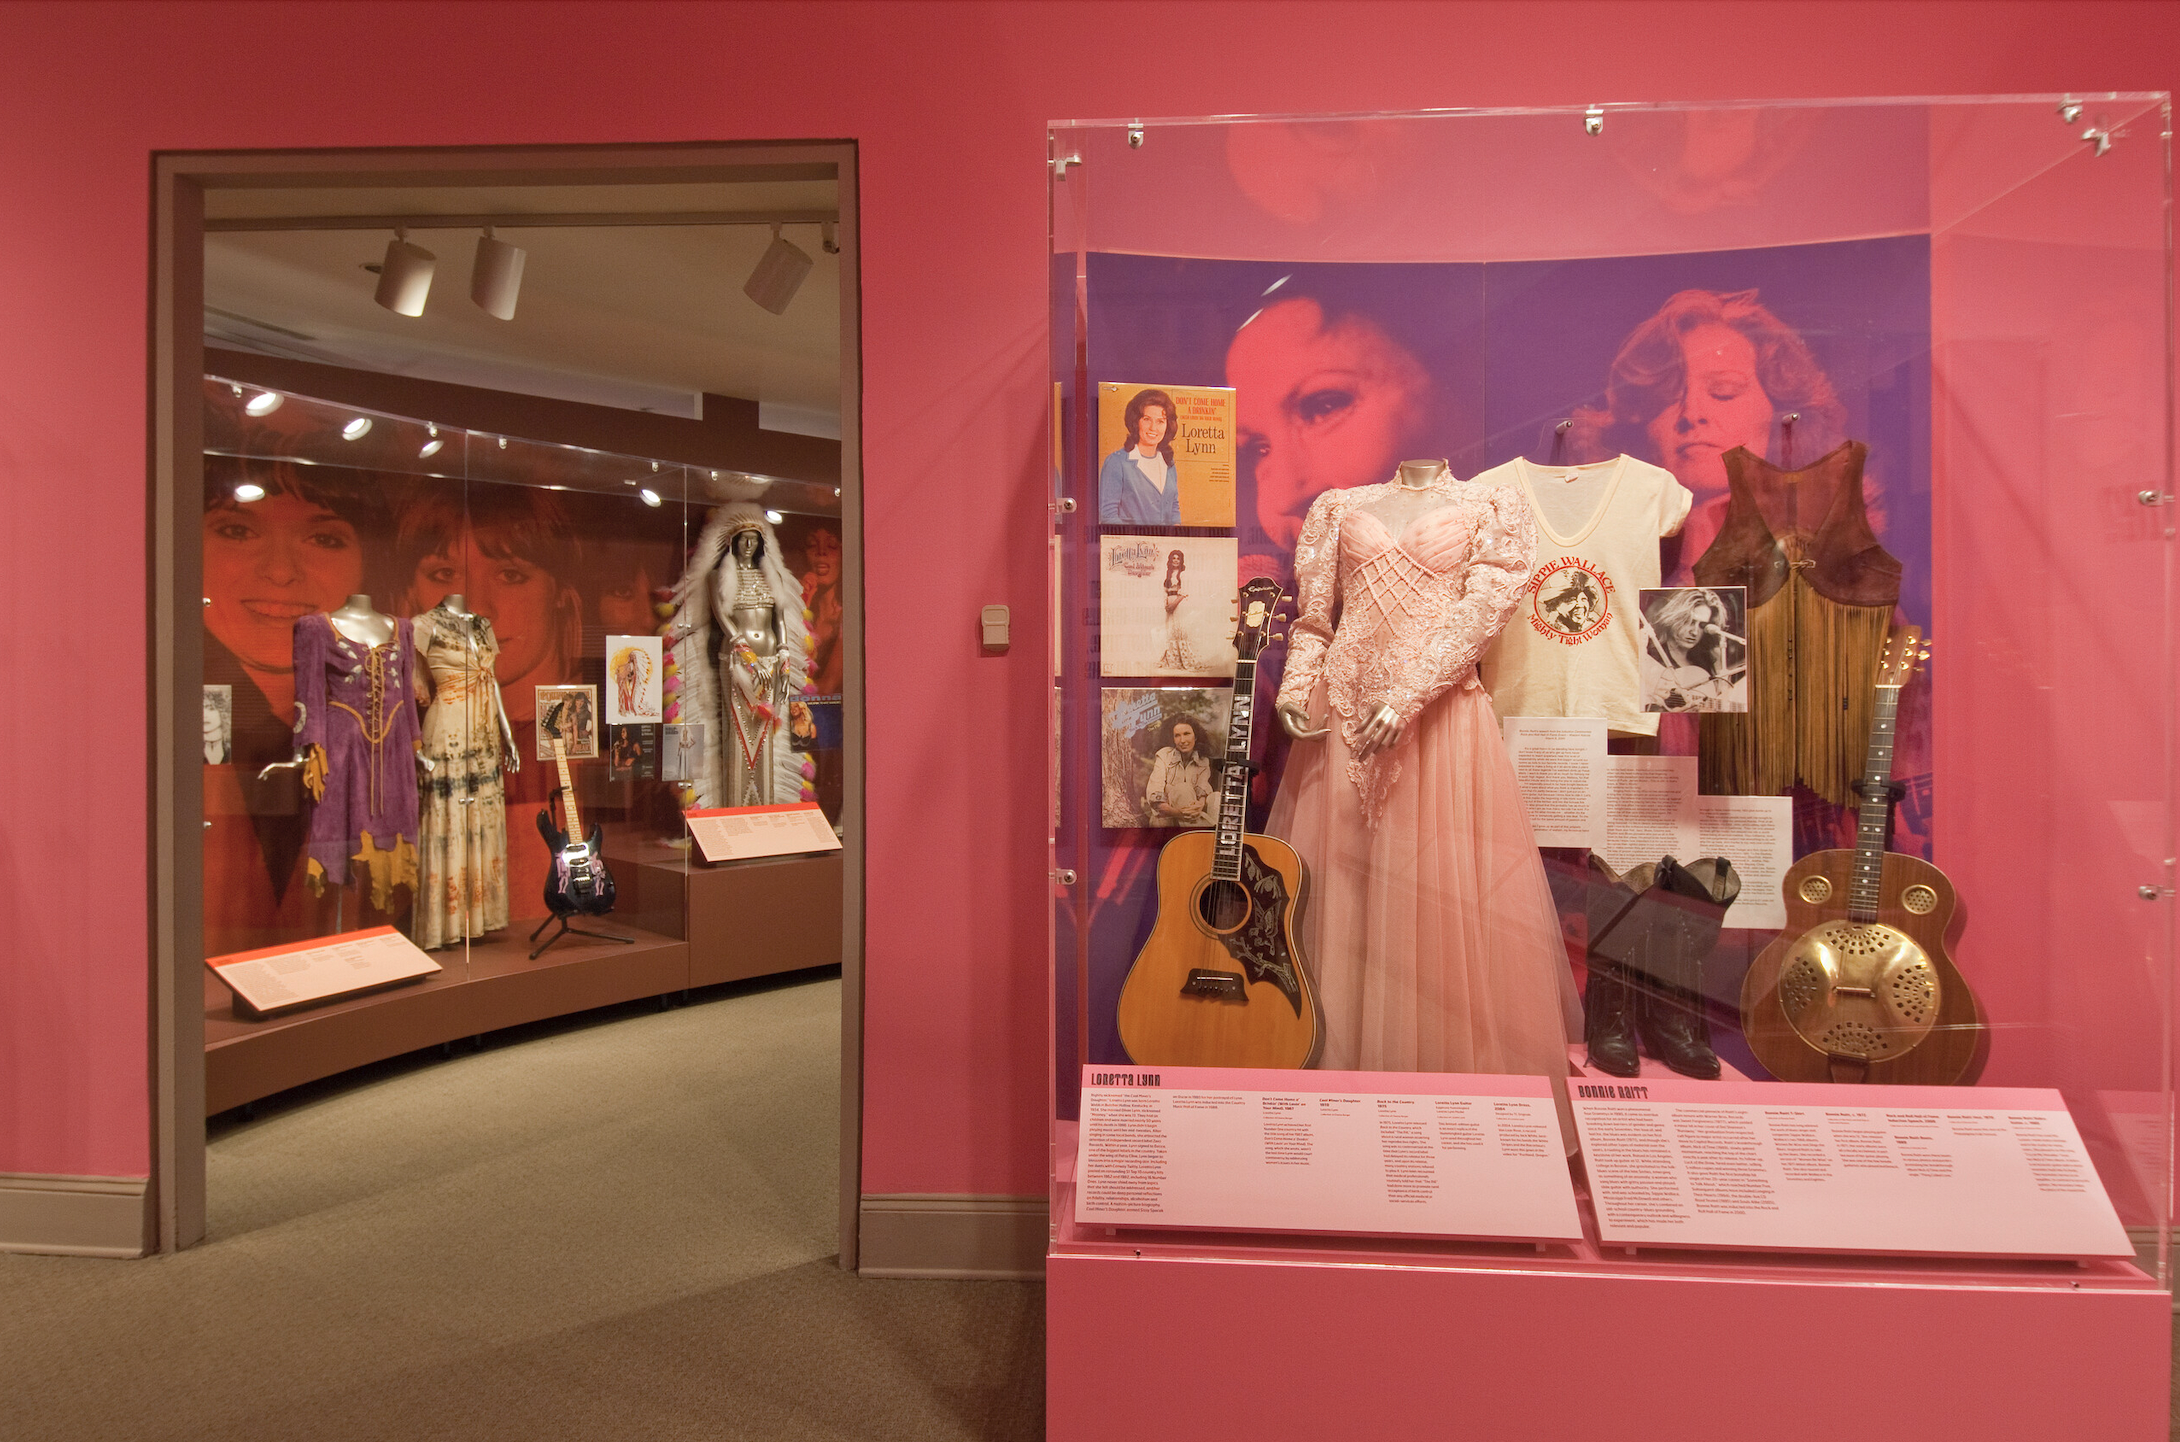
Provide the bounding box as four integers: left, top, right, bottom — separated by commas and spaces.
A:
1048, 1246, 2170, 1442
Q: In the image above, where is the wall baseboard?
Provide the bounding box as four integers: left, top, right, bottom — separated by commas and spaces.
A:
858, 1193, 1046, 1280
0, 1173, 152, 1258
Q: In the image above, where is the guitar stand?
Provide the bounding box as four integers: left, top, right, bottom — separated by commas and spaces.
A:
528, 912, 635, 961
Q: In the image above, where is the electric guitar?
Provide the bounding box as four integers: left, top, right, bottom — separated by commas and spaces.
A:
537, 700, 617, 918
1115, 578, 1323, 1069
1740, 626, 1984, 1084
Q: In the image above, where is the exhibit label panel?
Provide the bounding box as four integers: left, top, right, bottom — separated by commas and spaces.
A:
1074, 1066, 1582, 1242
207, 925, 441, 1016
1572, 1078, 2133, 1258
687, 802, 843, 863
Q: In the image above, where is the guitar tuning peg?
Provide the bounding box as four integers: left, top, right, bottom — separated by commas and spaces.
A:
1271, 632, 1286, 642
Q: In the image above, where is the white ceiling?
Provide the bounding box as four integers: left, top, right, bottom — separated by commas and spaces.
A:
203, 180, 841, 434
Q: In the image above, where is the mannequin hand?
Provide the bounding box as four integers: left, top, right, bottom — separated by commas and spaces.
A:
1278, 701, 1330, 741
1352, 703, 1409, 760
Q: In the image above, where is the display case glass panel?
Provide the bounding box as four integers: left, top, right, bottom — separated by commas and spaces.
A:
1049, 95, 2173, 1287
199, 378, 845, 1068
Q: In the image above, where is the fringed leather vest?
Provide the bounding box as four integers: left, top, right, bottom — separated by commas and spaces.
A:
1693, 441, 1901, 805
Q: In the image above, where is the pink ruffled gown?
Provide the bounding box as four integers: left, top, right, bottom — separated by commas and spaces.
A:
1266, 478, 1581, 1077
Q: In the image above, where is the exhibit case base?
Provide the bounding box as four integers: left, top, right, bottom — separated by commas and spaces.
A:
1047, 1248, 2170, 1442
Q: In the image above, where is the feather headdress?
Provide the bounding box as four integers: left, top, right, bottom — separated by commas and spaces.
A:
669, 501, 812, 809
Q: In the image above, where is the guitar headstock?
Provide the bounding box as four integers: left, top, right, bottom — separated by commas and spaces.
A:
1231, 577, 1288, 662
1876, 625, 1928, 690
542, 700, 566, 739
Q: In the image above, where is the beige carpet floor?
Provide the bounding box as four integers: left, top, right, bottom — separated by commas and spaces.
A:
0, 971, 1044, 1441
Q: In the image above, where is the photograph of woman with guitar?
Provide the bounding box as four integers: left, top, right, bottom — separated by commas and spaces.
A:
1637, 586, 1747, 713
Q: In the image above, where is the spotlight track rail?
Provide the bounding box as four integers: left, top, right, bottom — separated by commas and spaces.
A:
206, 208, 839, 233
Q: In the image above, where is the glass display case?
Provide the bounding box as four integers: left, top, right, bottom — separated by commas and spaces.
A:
199, 378, 846, 1109
1047, 93, 2173, 1438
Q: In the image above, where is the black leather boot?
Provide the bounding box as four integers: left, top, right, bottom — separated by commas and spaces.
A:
1629, 857, 1737, 1081
1583, 963, 1642, 1077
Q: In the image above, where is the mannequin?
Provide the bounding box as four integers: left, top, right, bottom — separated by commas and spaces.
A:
289, 595, 423, 915
1279, 461, 1455, 754
1263, 460, 1581, 1079
669, 498, 814, 811
412, 592, 519, 948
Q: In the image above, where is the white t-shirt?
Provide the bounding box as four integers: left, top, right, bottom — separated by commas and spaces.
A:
1479, 454, 1691, 736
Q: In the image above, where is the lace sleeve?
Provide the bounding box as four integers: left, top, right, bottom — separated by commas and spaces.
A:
1379, 487, 1536, 726
1275, 488, 1343, 712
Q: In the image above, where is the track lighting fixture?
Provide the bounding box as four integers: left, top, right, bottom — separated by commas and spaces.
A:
244, 390, 283, 417
419, 422, 443, 459
233, 482, 266, 502
341, 417, 373, 441
373, 229, 435, 317
744, 224, 814, 315
470, 226, 526, 320
639, 489, 663, 508
764, 509, 784, 525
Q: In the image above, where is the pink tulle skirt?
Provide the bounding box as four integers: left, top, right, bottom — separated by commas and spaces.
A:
1266, 679, 1581, 1077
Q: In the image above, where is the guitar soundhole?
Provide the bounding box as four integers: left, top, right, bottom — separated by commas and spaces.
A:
1196, 877, 1253, 936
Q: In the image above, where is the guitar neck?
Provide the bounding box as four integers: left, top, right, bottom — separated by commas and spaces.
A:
554, 738, 582, 837
1211, 657, 1257, 881
1848, 686, 1902, 922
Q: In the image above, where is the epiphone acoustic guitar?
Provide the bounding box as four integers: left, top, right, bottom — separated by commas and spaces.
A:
1115, 578, 1323, 1069
536, 700, 617, 920
1741, 625, 1986, 1084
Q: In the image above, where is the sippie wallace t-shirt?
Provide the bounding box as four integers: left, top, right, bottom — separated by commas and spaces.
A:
1478, 454, 1691, 737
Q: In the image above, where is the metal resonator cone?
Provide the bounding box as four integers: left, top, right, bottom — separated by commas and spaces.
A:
1776, 921, 1939, 1062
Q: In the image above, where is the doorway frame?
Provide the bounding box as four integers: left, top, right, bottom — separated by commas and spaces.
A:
150, 141, 867, 1263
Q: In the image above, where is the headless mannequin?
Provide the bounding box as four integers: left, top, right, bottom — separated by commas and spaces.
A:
327, 593, 394, 648
257, 596, 430, 781
430, 593, 520, 772
1278, 460, 1459, 759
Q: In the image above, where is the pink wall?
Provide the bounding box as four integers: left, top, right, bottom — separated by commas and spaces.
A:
0, 2, 2174, 1191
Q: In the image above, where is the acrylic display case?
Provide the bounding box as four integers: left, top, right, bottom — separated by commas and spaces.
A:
1047, 94, 2174, 1441
198, 378, 845, 1111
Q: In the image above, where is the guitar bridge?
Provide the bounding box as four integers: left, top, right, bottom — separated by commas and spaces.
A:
1181, 968, 1248, 1002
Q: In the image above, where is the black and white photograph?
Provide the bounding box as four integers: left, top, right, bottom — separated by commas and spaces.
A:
1099, 686, 1231, 829
201, 685, 232, 765
1638, 586, 1749, 713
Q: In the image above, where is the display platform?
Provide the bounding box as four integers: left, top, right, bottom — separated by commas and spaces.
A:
605, 834, 843, 988
1047, 1246, 2167, 1442
205, 923, 688, 1113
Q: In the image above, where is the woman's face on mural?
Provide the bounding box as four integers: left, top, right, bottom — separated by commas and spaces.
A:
805, 527, 841, 586
1228, 298, 1430, 550
1644, 322, 1776, 499
596, 560, 653, 637
411, 530, 563, 684
203, 492, 365, 672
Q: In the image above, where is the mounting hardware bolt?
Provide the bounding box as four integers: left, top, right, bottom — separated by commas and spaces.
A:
1584, 106, 1604, 137
1128, 125, 1144, 149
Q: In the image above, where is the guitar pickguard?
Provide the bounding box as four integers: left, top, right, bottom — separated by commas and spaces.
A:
1217, 844, 1303, 1017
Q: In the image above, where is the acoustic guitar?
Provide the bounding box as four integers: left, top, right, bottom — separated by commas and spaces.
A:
1115, 578, 1323, 1069
1740, 625, 1985, 1084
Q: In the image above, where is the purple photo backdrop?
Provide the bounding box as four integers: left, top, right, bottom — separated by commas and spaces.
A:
1057, 239, 1932, 1079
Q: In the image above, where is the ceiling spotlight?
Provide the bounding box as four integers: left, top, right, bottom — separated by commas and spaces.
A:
341, 417, 373, 441
373, 228, 436, 317
639, 488, 663, 508
232, 482, 266, 502
419, 438, 444, 459
470, 226, 526, 320
744, 224, 814, 315
764, 508, 784, 524
244, 390, 283, 417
